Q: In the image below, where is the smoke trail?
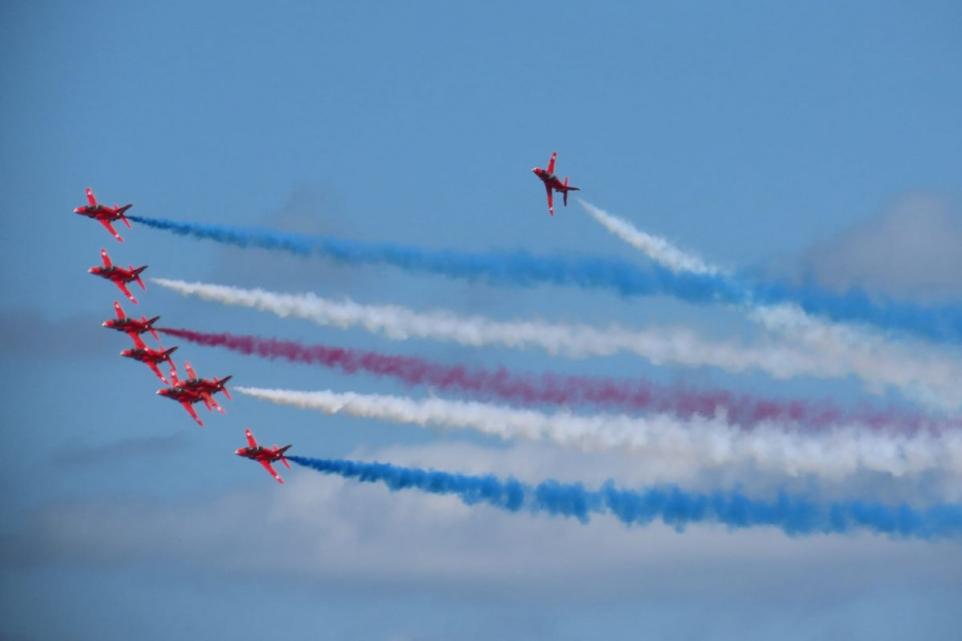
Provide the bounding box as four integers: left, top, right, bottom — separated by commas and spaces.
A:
238, 387, 962, 478
129, 214, 743, 303
579, 200, 719, 276
288, 455, 962, 538
132, 214, 962, 342
154, 279, 962, 409
164, 326, 948, 431
577, 202, 962, 410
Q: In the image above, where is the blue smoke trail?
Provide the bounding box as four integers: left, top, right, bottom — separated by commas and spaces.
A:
130, 215, 962, 343
288, 456, 962, 539
128, 215, 742, 303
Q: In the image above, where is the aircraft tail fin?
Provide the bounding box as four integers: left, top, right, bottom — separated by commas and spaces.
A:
148, 317, 161, 341
119, 205, 133, 228
134, 266, 147, 290
562, 177, 580, 207
279, 446, 292, 469
220, 376, 233, 400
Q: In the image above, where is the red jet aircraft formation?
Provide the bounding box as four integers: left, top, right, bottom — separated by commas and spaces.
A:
78, 188, 284, 483
77, 159, 578, 482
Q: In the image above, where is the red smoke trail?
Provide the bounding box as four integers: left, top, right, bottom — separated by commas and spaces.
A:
158, 327, 949, 432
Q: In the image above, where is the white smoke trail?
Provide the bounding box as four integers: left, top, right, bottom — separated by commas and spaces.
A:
578, 199, 719, 275
237, 386, 962, 480
155, 278, 962, 409
575, 202, 962, 410
749, 304, 962, 409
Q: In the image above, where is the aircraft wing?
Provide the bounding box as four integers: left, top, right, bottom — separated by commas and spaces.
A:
207, 394, 225, 414
146, 361, 168, 384
546, 152, 557, 175
131, 333, 147, 349
545, 184, 554, 215
184, 362, 198, 380
115, 281, 138, 304
180, 401, 204, 427
99, 220, 123, 242
86, 188, 97, 206
100, 249, 112, 268
259, 460, 285, 484
245, 429, 258, 449
113, 301, 126, 320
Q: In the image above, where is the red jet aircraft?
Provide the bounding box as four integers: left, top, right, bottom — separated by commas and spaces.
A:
89, 249, 147, 304
74, 188, 132, 242
172, 361, 233, 411
121, 342, 177, 384
531, 152, 580, 215
156, 381, 208, 427
102, 301, 160, 343
235, 428, 292, 484
157, 362, 233, 425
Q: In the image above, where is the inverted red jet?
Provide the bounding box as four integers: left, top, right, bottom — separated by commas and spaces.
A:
156, 382, 208, 427
121, 342, 177, 384
531, 152, 580, 215
74, 188, 132, 242
102, 301, 160, 343
171, 361, 232, 412
235, 428, 292, 484
89, 249, 147, 304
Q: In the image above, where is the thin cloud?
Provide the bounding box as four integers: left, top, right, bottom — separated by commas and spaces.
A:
799, 194, 962, 303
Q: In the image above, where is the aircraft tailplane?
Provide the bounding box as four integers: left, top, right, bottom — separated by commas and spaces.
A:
119, 205, 133, 228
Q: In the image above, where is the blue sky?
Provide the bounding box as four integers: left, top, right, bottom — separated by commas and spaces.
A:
2, 1, 961, 639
